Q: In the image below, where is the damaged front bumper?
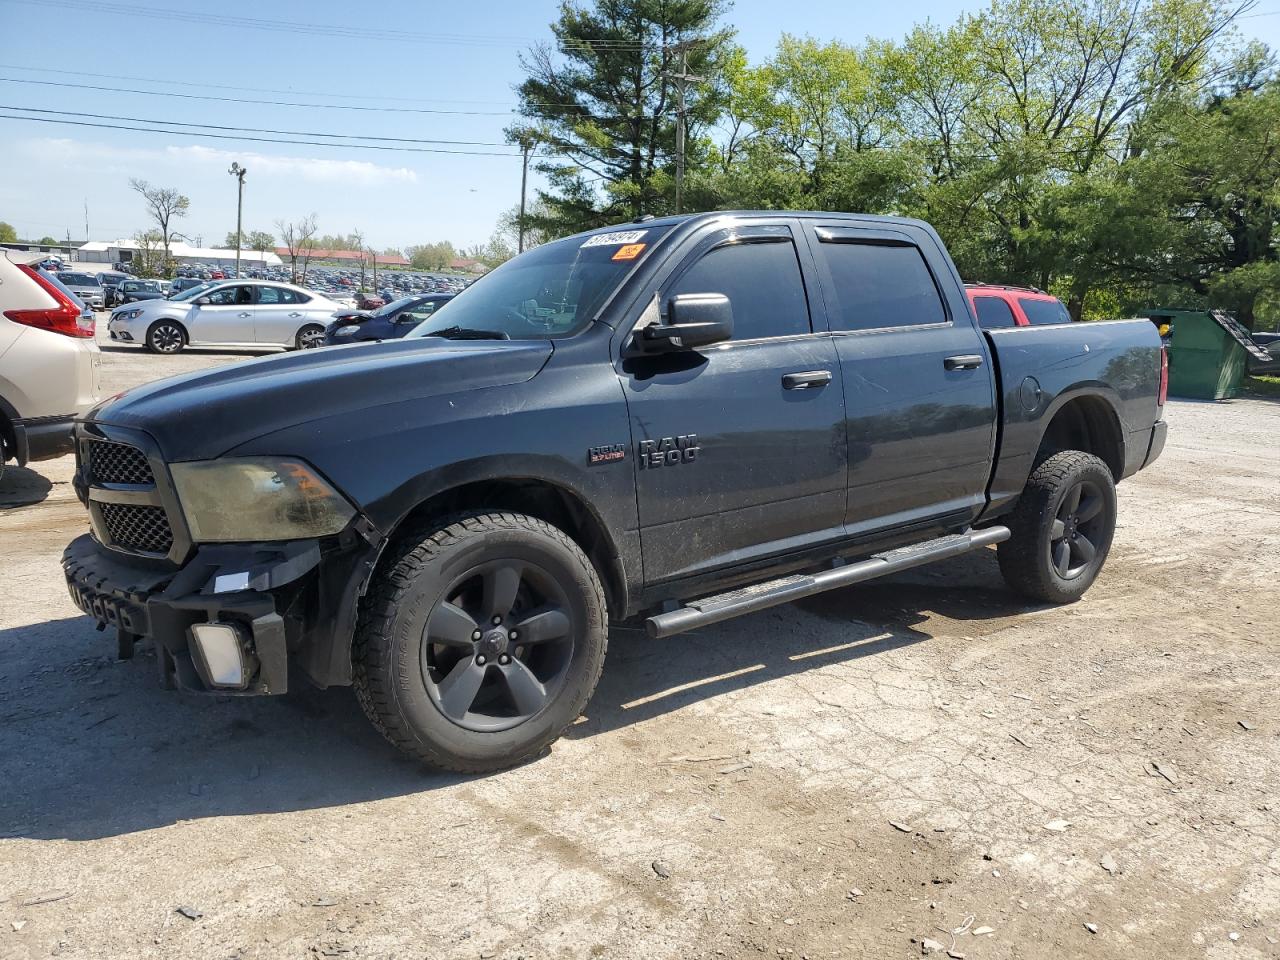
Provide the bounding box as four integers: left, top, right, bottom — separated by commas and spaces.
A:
62, 533, 379, 695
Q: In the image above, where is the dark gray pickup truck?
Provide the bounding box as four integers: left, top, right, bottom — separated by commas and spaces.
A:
63, 211, 1168, 772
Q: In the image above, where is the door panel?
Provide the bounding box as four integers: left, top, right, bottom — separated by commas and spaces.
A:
190, 284, 256, 342
622, 227, 847, 584
253, 285, 309, 344
807, 228, 996, 533
625, 337, 846, 581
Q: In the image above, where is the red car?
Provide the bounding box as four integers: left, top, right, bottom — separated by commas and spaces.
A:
209, 270, 226, 280
965, 283, 1072, 328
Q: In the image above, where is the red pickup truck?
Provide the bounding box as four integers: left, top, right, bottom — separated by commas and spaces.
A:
966, 284, 1073, 328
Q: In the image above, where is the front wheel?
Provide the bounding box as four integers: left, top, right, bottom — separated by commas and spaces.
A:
295, 324, 326, 349
998, 451, 1117, 604
353, 511, 608, 773
145, 320, 186, 354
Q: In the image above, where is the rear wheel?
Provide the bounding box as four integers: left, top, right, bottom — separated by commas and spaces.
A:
353, 511, 607, 772
998, 451, 1117, 603
295, 324, 325, 350
145, 320, 186, 354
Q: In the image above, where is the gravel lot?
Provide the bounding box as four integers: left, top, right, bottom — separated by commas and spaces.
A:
2, 334, 1278, 960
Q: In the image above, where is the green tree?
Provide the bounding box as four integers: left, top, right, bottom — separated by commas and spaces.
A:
511, 0, 733, 235
247, 230, 275, 252
0, 221, 17, 242
224, 229, 275, 252
405, 242, 457, 271
131, 229, 166, 277
36, 235, 58, 245
1121, 71, 1280, 327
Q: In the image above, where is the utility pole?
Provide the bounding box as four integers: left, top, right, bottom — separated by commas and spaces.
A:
518, 142, 531, 254
371, 245, 378, 293
665, 40, 704, 215
228, 162, 247, 278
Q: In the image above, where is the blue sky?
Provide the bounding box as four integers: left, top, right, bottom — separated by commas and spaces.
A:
0, 0, 1277, 251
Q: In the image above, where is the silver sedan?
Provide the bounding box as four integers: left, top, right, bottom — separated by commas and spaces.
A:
107, 280, 343, 353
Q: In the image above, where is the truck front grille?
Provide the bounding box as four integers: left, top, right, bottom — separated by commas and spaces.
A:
89, 439, 155, 485
82, 434, 178, 559
99, 503, 174, 555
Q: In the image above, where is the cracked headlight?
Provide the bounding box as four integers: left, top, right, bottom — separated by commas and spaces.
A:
171, 458, 356, 542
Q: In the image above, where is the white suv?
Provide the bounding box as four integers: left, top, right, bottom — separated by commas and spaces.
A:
0, 251, 102, 480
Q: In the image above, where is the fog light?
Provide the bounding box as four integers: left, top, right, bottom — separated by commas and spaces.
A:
189, 622, 249, 689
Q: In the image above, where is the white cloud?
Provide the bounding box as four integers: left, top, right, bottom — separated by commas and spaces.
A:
16, 138, 417, 185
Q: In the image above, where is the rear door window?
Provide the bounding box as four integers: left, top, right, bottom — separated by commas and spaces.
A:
669, 239, 811, 341
817, 241, 947, 331
973, 296, 1018, 328
1019, 298, 1072, 325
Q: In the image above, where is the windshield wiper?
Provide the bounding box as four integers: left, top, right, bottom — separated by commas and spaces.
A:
421, 326, 510, 341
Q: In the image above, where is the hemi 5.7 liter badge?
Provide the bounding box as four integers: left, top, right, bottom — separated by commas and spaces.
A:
588, 443, 627, 465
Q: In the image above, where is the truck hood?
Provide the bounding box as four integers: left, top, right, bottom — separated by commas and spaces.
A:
86, 338, 554, 461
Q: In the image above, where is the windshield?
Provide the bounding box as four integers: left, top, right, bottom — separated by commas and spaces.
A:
406, 225, 670, 341
59, 272, 99, 286
169, 281, 218, 301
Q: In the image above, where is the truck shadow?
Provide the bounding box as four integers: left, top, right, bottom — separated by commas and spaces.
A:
574, 546, 1047, 737
0, 465, 54, 508
1, 550, 1046, 841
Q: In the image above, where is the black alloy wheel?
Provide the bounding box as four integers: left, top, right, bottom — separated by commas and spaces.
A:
1048, 478, 1106, 579
998, 450, 1117, 603
353, 511, 608, 773
422, 559, 576, 732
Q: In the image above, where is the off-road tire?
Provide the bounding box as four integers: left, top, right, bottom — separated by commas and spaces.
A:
145, 320, 187, 354
353, 511, 608, 773
998, 450, 1117, 604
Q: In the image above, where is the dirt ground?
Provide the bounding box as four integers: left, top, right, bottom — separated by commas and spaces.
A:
2, 335, 1278, 960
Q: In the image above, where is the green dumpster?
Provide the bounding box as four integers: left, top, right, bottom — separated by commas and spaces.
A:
1142, 309, 1269, 400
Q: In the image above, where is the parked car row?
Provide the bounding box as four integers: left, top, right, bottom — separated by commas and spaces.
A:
103, 274, 463, 353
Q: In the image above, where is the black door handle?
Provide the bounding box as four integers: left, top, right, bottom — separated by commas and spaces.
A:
944, 354, 984, 370
782, 370, 832, 390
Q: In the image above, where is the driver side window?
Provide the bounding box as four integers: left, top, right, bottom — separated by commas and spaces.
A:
670, 240, 811, 341
205, 285, 251, 306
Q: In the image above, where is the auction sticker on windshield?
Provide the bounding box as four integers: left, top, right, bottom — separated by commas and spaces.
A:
612, 243, 646, 261
581, 230, 647, 247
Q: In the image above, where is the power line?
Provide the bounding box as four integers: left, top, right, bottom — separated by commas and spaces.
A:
1, 105, 512, 147
0, 113, 530, 157
0, 0, 654, 49
0, 77, 516, 116
0, 66, 612, 113
0, 63, 521, 106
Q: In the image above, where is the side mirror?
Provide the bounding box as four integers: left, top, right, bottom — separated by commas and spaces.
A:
194, 296, 210, 305
640, 293, 734, 352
